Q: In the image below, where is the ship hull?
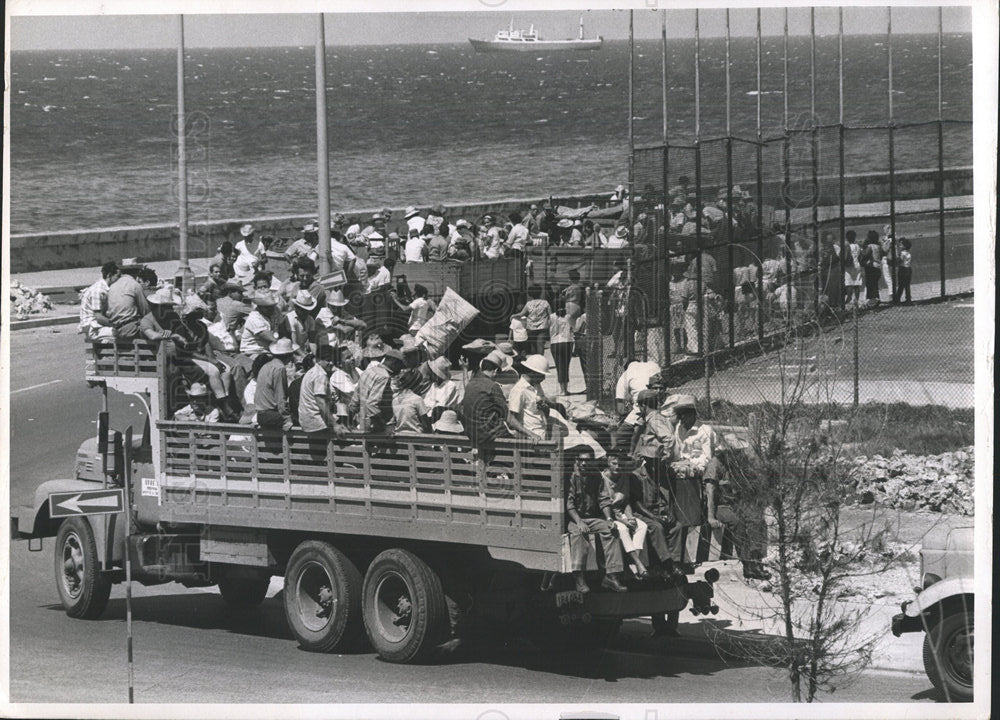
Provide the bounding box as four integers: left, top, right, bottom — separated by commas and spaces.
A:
469, 38, 603, 53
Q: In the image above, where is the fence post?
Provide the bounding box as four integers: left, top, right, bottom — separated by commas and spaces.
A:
937, 121, 946, 297
726, 137, 735, 350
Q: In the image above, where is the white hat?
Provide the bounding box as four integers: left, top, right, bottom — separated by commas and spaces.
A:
181, 295, 209, 317
367, 231, 384, 241
147, 287, 181, 306
292, 289, 317, 311
302, 221, 319, 234
187, 382, 210, 397
240, 224, 255, 238
268, 338, 299, 356
432, 410, 465, 434
327, 288, 349, 307
614, 225, 629, 239
346, 224, 361, 237
518, 354, 550, 376
428, 356, 452, 381
404, 206, 420, 219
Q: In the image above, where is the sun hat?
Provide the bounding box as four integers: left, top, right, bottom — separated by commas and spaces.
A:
461, 338, 496, 356
432, 410, 465, 434
239, 224, 255, 238
181, 295, 209, 317
557, 219, 573, 228
518, 354, 550, 377
251, 291, 277, 307
428, 356, 452, 381
326, 288, 349, 307
404, 206, 420, 219
614, 225, 629, 239
268, 338, 299, 356
455, 219, 471, 229
484, 349, 513, 372
672, 394, 697, 411
303, 221, 319, 234
292, 289, 317, 311
147, 287, 180, 305
187, 382, 210, 397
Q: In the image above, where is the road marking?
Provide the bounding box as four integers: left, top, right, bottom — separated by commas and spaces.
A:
10, 379, 63, 395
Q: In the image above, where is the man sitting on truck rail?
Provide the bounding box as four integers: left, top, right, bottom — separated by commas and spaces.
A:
78, 261, 120, 341
106, 263, 152, 340
460, 357, 509, 473
565, 446, 629, 594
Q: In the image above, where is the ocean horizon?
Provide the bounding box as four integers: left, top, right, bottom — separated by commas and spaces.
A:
10, 34, 972, 234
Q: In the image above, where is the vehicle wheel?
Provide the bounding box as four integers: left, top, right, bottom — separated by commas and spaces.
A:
923, 610, 974, 702
362, 548, 449, 663
283, 541, 364, 653
55, 517, 112, 619
218, 573, 270, 607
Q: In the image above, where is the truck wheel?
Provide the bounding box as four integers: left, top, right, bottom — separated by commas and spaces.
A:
55, 517, 112, 619
923, 610, 973, 702
283, 541, 364, 653
362, 548, 449, 663
218, 574, 270, 607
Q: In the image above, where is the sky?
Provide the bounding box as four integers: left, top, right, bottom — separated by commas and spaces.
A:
8, 5, 973, 50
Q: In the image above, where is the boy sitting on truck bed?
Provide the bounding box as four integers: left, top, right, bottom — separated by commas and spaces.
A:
565, 447, 628, 594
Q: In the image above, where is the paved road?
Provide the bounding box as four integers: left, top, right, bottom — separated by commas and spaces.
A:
7, 328, 946, 707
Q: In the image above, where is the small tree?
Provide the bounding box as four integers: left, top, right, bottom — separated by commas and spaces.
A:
710, 317, 911, 701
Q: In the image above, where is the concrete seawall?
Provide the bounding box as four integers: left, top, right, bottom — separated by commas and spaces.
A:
9, 166, 972, 273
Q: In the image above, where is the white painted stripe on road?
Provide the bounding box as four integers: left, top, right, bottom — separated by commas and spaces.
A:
10, 379, 63, 395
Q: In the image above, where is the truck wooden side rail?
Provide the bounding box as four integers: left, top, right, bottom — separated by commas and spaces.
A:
155, 423, 566, 568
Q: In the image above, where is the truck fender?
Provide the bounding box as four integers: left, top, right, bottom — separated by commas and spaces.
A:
14, 478, 127, 570
905, 577, 975, 617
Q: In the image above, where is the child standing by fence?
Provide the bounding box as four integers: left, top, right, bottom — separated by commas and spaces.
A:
892, 237, 913, 305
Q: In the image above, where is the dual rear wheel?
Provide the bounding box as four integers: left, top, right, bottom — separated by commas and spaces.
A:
282, 542, 449, 662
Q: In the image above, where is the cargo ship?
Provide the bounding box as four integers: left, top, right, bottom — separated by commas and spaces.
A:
469, 16, 603, 53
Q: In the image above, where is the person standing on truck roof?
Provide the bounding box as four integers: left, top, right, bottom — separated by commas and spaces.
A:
355, 343, 403, 434
79, 261, 119, 341
564, 446, 629, 594
106, 265, 152, 340
255, 338, 298, 431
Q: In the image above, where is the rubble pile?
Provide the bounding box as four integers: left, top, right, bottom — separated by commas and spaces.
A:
850, 447, 974, 516
10, 280, 54, 320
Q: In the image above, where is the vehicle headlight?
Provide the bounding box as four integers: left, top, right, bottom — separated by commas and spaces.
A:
922, 573, 942, 589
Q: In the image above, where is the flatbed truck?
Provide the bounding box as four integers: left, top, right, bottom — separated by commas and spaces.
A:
10, 340, 718, 662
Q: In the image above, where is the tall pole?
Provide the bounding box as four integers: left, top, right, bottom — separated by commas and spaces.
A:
887, 7, 897, 302
695, 9, 708, 406
782, 8, 791, 329
725, 8, 735, 349
628, 9, 635, 235
937, 6, 946, 296
755, 8, 765, 341
810, 7, 820, 316
661, 9, 671, 361
315, 14, 333, 276
838, 7, 847, 311
176, 15, 192, 291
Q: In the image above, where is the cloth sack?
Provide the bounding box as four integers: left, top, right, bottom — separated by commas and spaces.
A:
414, 287, 479, 359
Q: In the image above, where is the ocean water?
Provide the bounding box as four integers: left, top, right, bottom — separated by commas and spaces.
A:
9, 35, 972, 234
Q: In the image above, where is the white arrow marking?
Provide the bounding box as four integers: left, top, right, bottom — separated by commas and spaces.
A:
56, 494, 120, 514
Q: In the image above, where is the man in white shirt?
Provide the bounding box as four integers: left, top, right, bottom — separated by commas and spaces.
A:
612, 359, 662, 448
233, 225, 264, 287
298, 345, 346, 437
239, 292, 281, 358
79, 261, 120, 340
404, 228, 428, 263
367, 257, 395, 293
507, 354, 553, 443
173, 382, 221, 423
404, 206, 426, 235
505, 211, 530, 259
479, 215, 504, 260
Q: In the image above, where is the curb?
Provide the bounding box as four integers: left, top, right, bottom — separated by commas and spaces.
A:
10, 314, 79, 331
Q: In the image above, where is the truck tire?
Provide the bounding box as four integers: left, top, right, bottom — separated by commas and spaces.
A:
283, 541, 364, 653
923, 610, 973, 702
362, 548, 449, 663
218, 574, 270, 607
55, 517, 112, 619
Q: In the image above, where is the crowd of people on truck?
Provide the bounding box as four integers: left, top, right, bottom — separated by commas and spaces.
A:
77, 186, 905, 637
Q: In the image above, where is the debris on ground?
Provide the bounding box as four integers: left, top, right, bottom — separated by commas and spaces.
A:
849, 447, 974, 515
10, 280, 54, 320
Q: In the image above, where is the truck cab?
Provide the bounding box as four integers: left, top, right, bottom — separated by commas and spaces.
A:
891, 524, 974, 701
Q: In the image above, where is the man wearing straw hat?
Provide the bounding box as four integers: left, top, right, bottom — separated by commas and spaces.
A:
239, 291, 282, 359
284, 221, 321, 270
172, 382, 220, 424
423, 356, 463, 424
507, 354, 554, 444
286, 289, 318, 358
255, 338, 298, 431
